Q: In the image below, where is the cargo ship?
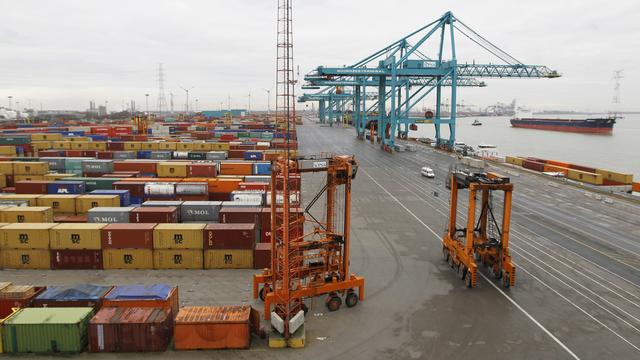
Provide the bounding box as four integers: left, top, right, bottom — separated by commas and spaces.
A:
510, 117, 615, 134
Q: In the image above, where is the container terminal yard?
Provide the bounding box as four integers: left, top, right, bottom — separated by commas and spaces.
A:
2, 1, 640, 359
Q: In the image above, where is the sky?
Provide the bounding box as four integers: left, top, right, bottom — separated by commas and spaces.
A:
1, 0, 639, 112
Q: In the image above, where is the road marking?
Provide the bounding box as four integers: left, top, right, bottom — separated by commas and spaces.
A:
360, 167, 581, 360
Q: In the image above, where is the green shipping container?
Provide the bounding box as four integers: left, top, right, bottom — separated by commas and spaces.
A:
0, 136, 31, 145
69, 177, 120, 191
2, 307, 94, 354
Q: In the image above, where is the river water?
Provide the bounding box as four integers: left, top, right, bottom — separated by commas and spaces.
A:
410, 114, 640, 179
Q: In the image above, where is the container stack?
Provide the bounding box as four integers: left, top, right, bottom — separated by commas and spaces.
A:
50, 224, 106, 270
101, 223, 154, 269
203, 223, 256, 269
0, 223, 54, 269
153, 224, 205, 269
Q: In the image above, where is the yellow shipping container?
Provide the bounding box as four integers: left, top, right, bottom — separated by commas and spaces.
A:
0, 162, 14, 175
70, 141, 90, 150
36, 195, 79, 215
67, 137, 91, 142
50, 223, 106, 250
157, 162, 189, 178
176, 143, 195, 151
209, 143, 230, 151
157, 142, 177, 151
191, 142, 211, 151
0, 146, 17, 155
153, 249, 203, 269
1, 223, 56, 249
31, 133, 62, 141
204, 249, 253, 269
567, 169, 603, 185
124, 142, 142, 150
103, 249, 153, 269
43, 173, 76, 181
0, 175, 6, 189
52, 141, 72, 150
0, 207, 53, 223
595, 169, 634, 185
75, 195, 120, 214
31, 141, 53, 151
153, 224, 205, 249
88, 142, 107, 151
0, 194, 41, 206
0, 249, 50, 269
12, 162, 49, 175
505, 156, 524, 166
14, 175, 45, 182
140, 142, 160, 150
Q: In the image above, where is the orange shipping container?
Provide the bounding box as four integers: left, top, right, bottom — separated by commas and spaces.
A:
546, 160, 571, 168
219, 162, 253, 176
632, 182, 640, 192
207, 179, 242, 193
174, 306, 255, 350
543, 164, 569, 175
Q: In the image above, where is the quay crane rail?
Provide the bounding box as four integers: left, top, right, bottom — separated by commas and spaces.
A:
299, 11, 559, 151
442, 168, 514, 288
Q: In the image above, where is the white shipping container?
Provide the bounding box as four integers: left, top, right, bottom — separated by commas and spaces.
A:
144, 183, 176, 197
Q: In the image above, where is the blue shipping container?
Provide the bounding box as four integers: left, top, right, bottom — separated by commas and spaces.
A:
130, 196, 143, 205
61, 131, 85, 136
137, 150, 152, 159
253, 162, 271, 175
35, 284, 112, 302
244, 151, 264, 160
47, 181, 85, 195
90, 189, 130, 206
88, 135, 107, 141
104, 284, 173, 301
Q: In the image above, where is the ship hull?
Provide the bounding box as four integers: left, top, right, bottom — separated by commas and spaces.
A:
510, 118, 614, 134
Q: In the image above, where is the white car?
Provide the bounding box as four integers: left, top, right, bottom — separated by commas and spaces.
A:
421, 167, 435, 178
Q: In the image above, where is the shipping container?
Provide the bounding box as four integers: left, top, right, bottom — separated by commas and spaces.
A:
174, 306, 253, 350
130, 206, 178, 223
1, 307, 94, 354
153, 249, 203, 269
204, 249, 253, 269
1, 249, 51, 269
505, 156, 524, 167
219, 162, 253, 176
113, 181, 145, 198
102, 284, 178, 317
0, 206, 53, 223
87, 207, 133, 223
36, 195, 79, 214
157, 162, 189, 178
0, 223, 56, 249
50, 249, 103, 270
114, 161, 157, 175
15, 180, 50, 194
102, 249, 153, 269
180, 201, 222, 222
153, 224, 205, 249
595, 169, 634, 185
0, 194, 41, 206
76, 177, 120, 192
219, 206, 261, 225
207, 178, 242, 193
33, 284, 111, 309
144, 182, 176, 199
50, 223, 107, 250
90, 189, 130, 206
543, 164, 569, 175
13, 161, 49, 175
81, 160, 114, 174
0, 286, 45, 319
187, 163, 217, 177
567, 169, 603, 185
254, 242, 271, 269
75, 194, 121, 214
14, 175, 45, 182
47, 181, 85, 195
101, 223, 155, 249
569, 163, 597, 173
88, 307, 173, 352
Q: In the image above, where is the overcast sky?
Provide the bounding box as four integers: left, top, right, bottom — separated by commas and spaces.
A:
1, 0, 638, 112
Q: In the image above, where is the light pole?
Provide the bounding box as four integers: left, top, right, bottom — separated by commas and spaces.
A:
263, 88, 271, 115
195, 99, 199, 112
179, 86, 194, 113
145, 94, 149, 114
105, 100, 108, 117
7, 96, 12, 111
16, 101, 20, 120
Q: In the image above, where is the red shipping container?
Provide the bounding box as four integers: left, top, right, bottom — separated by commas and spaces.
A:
97, 151, 114, 159
522, 160, 545, 172
239, 182, 269, 191
227, 150, 245, 159
15, 180, 51, 194
114, 161, 157, 174
84, 172, 105, 178
38, 150, 65, 157
209, 192, 231, 201
113, 181, 145, 198
89, 307, 174, 353
102, 223, 155, 249
65, 150, 84, 157
83, 150, 98, 158
220, 134, 236, 141
107, 142, 125, 151
5, 175, 14, 187
0, 286, 46, 318
50, 249, 103, 270
254, 243, 271, 269
91, 126, 110, 135
187, 164, 217, 178
130, 207, 178, 223
177, 194, 209, 201
204, 223, 256, 250
219, 207, 261, 224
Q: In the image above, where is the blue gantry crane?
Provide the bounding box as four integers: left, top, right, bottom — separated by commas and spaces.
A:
299, 11, 559, 151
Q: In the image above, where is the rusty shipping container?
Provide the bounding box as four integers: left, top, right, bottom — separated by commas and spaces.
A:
50, 249, 103, 270
174, 306, 254, 350
0, 286, 45, 319
204, 223, 256, 250
101, 223, 155, 249
15, 180, 50, 194
89, 307, 173, 352
254, 242, 271, 269
102, 284, 179, 318
130, 207, 178, 223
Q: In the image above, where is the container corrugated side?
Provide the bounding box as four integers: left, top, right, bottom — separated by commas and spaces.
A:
0, 223, 56, 250
153, 224, 205, 249
50, 223, 107, 250
174, 305, 251, 350
102, 249, 153, 269
102, 285, 178, 318
204, 249, 253, 269
153, 249, 203, 269
1, 249, 51, 269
